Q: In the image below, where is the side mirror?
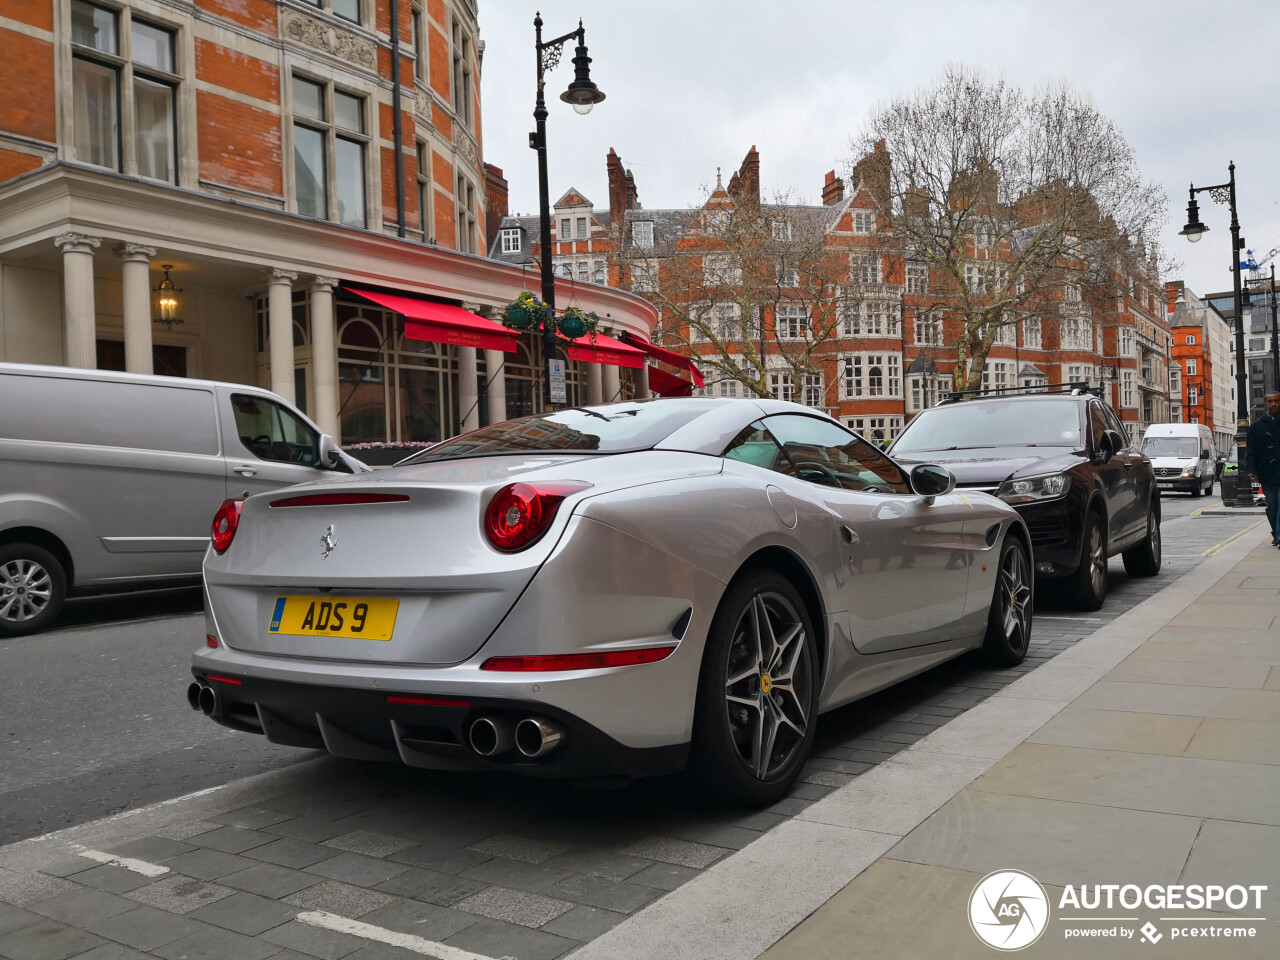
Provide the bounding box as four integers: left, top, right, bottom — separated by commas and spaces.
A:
910, 463, 956, 505
317, 434, 343, 469
1097, 430, 1122, 463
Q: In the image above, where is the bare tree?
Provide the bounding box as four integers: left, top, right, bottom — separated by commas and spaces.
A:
618, 191, 859, 400
852, 66, 1171, 390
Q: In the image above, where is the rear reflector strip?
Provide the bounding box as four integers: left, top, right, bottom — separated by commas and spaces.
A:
269, 493, 411, 508
205, 635, 219, 648
480, 646, 677, 672
205, 675, 242, 685
385, 694, 471, 708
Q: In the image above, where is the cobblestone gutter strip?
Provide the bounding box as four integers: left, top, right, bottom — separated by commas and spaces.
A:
568, 524, 1271, 960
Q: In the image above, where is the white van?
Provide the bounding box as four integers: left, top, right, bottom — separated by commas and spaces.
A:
1141, 423, 1216, 497
0, 363, 368, 637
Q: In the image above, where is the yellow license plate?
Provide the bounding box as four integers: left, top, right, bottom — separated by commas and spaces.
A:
268, 596, 399, 641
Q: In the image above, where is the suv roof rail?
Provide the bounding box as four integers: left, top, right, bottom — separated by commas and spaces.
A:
940, 381, 1101, 404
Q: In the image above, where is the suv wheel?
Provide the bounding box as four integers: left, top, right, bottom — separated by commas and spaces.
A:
1066, 512, 1107, 611
1122, 505, 1162, 577
0, 543, 68, 638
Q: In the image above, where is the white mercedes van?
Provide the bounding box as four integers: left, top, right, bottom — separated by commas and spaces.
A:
1141, 422, 1216, 497
0, 363, 368, 637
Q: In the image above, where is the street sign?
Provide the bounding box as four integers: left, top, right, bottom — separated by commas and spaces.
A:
549, 358, 567, 404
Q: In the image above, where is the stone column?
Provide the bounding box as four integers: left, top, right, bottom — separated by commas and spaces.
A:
56, 233, 101, 368
265, 268, 298, 403
586, 362, 603, 404
116, 243, 156, 374
310, 276, 339, 437
458, 346, 480, 432
637, 362, 651, 399
602, 363, 621, 403
484, 349, 507, 425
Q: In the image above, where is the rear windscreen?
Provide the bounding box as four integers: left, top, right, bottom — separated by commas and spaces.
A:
0, 374, 220, 455
400, 402, 713, 463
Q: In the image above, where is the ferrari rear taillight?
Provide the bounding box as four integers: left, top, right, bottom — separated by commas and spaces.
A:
484, 481, 591, 552
211, 499, 243, 554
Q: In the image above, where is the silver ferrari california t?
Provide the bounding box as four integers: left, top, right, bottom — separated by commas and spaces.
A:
190, 398, 1032, 803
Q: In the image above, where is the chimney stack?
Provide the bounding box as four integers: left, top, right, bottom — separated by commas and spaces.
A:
822, 170, 844, 206
482, 163, 508, 248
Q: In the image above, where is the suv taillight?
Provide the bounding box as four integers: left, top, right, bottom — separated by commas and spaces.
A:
484, 482, 590, 552
211, 499, 243, 554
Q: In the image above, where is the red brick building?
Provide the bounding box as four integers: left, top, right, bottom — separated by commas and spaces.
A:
491, 144, 1172, 444
0, 0, 657, 444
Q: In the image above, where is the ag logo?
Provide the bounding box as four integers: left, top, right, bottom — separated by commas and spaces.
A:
969, 869, 1049, 951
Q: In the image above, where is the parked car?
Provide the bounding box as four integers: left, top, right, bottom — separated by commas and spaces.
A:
890, 384, 1161, 611
0, 363, 368, 637
189, 398, 1032, 803
1140, 422, 1216, 497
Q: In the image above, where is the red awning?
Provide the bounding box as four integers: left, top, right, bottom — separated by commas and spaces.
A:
344, 286, 518, 353
647, 366, 695, 398
562, 332, 646, 370
620, 332, 706, 387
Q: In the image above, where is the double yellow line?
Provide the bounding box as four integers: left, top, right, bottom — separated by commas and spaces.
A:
1201, 520, 1267, 557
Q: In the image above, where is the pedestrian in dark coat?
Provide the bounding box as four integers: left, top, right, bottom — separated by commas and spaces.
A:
1244, 392, 1280, 545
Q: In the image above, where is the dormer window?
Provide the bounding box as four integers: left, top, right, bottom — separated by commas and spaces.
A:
500, 228, 521, 253
632, 220, 654, 248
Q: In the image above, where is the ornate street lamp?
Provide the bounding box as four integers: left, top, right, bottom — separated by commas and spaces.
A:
1180, 163, 1251, 505
531, 13, 605, 409
152, 264, 183, 328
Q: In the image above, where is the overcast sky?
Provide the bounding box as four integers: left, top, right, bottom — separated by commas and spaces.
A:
479, 0, 1280, 299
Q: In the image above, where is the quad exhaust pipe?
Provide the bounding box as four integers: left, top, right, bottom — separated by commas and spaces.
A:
186, 681, 221, 718
467, 716, 564, 759
468, 716, 514, 757
515, 718, 562, 758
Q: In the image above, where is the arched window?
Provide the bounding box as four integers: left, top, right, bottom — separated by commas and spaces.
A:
868, 365, 884, 396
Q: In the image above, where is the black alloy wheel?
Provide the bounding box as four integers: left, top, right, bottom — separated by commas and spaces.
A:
690, 568, 818, 805
1066, 512, 1107, 611
979, 536, 1033, 666
1122, 505, 1162, 577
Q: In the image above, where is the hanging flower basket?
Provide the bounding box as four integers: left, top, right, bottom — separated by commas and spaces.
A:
556, 305, 599, 340
501, 291, 552, 331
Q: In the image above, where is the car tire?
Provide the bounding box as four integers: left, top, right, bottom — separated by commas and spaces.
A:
1122, 504, 1162, 577
1066, 512, 1107, 611
0, 543, 68, 639
689, 568, 819, 806
1191, 479, 1202, 498
978, 536, 1033, 666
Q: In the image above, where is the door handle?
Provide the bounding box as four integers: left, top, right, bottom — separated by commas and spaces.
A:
234, 465, 257, 477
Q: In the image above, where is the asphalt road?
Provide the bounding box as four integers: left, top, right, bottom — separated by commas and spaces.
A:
0, 488, 1251, 846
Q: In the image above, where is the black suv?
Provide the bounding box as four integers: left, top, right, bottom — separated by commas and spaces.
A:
889, 384, 1161, 610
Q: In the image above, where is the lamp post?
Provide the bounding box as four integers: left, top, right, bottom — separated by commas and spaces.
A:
531, 13, 605, 410
1179, 162, 1251, 506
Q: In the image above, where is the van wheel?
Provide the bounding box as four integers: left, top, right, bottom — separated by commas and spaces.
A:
1191, 479, 1202, 498
1066, 513, 1107, 611
0, 544, 67, 638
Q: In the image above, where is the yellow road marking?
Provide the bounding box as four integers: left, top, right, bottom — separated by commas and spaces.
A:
1201, 520, 1266, 557
1189, 504, 1210, 517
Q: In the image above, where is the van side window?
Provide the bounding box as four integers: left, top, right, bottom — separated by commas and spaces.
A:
231, 394, 319, 465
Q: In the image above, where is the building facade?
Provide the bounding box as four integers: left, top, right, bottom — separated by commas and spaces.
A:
0, 0, 657, 447
492, 144, 1172, 444
1166, 282, 1235, 455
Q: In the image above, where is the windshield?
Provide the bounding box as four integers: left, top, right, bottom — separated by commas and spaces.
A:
398, 401, 714, 463
1142, 437, 1199, 458
892, 399, 1082, 454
